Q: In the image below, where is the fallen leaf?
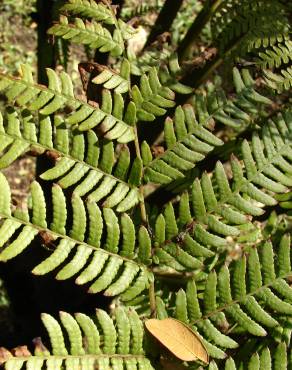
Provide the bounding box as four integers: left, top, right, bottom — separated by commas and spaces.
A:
145, 318, 209, 364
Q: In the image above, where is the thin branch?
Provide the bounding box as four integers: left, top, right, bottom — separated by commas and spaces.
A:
177, 0, 224, 61
144, 0, 184, 48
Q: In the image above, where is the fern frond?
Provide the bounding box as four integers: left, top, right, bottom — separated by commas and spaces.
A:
143, 104, 223, 185
158, 54, 193, 94
0, 174, 152, 298
258, 40, 292, 69
263, 67, 292, 92
122, 2, 163, 22
91, 59, 130, 94
1, 307, 155, 369
156, 234, 292, 358
275, 190, 292, 215
256, 39, 292, 92
61, 0, 116, 24
49, 16, 125, 56
0, 65, 135, 143
208, 342, 290, 369
48, 0, 137, 58
143, 68, 272, 185
60, 0, 137, 43
131, 67, 176, 122
129, 44, 172, 76
0, 109, 140, 211
211, 0, 290, 58
152, 110, 292, 271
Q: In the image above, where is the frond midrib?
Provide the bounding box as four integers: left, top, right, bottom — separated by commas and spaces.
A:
0, 130, 137, 189
49, 19, 121, 46
191, 272, 292, 326
144, 85, 262, 171
0, 210, 145, 268
0, 73, 133, 130
7, 353, 148, 360
155, 126, 291, 253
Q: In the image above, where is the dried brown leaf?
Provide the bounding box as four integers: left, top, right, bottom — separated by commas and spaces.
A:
145, 318, 208, 364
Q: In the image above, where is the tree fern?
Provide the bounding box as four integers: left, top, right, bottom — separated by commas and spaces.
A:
0, 1, 291, 369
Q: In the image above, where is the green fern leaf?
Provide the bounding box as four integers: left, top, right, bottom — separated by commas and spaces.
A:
152, 109, 292, 271
157, 235, 292, 358
1, 308, 155, 369
144, 68, 272, 185
0, 66, 135, 143
0, 174, 152, 299
0, 109, 140, 212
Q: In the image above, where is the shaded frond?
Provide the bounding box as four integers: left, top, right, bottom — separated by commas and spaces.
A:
275, 190, 292, 215
263, 67, 292, 92
258, 40, 292, 69
129, 45, 172, 75
152, 110, 292, 271
0, 65, 135, 143
158, 54, 193, 94
143, 68, 272, 185
0, 173, 152, 298
156, 234, 292, 358
122, 2, 163, 22
257, 39, 292, 92
0, 307, 154, 369
211, 0, 290, 59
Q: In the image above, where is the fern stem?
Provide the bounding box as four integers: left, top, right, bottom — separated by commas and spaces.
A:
0, 211, 139, 265
133, 128, 148, 225
177, 0, 224, 61
133, 126, 157, 318
181, 36, 244, 88
149, 280, 157, 318
144, 0, 184, 48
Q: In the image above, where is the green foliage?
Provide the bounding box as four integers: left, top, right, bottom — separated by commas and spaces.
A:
208, 342, 290, 369
0, 172, 152, 297
1, 307, 155, 369
0, 0, 291, 369
209, 0, 292, 91
0, 108, 140, 211
150, 109, 292, 272
0, 65, 135, 142
156, 235, 292, 357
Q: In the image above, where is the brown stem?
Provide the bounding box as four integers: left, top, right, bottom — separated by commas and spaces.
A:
180, 35, 245, 91
145, 0, 184, 48
177, 0, 224, 61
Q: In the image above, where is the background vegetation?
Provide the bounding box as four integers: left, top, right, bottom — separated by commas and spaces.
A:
0, 0, 291, 368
